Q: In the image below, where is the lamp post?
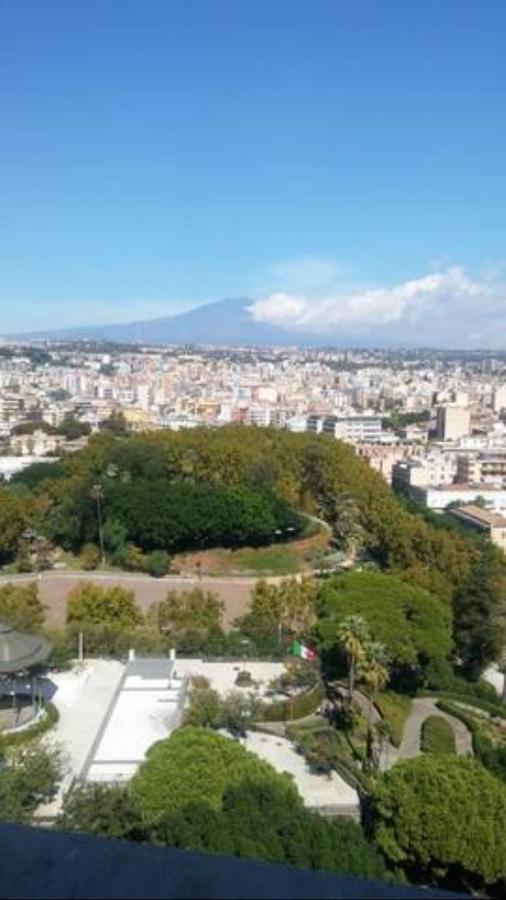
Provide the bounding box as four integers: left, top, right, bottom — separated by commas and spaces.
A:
91, 483, 106, 567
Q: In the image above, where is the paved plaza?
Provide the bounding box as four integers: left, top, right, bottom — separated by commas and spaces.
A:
242, 732, 359, 814
40, 656, 359, 817
83, 658, 187, 784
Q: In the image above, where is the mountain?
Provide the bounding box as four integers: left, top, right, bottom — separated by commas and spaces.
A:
11, 297, 333, 347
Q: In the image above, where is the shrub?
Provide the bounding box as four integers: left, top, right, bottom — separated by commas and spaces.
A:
261, 682, 324, 722
121, 543, 147, 572
146, 550, 171, 578
235, 670, 254, 687
80, 543, 101, 570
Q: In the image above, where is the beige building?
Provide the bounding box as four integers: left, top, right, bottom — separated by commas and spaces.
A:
435, 405, 470, 441
456, 451, 506, 485
449, 504, 506, 552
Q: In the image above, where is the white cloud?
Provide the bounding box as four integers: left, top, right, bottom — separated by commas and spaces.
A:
248, 266, 497, 338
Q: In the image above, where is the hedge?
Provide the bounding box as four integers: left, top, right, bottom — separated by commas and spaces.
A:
261, 682, 325, 722
0, 702, 59, 753
420, 715, 456, 755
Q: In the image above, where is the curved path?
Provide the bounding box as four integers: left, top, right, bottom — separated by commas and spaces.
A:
396, 698, 473, 761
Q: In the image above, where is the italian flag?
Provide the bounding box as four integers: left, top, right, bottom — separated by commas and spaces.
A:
290, 640, 317, 660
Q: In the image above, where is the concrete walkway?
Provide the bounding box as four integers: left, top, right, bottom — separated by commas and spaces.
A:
35, 659, 125, 818
395, 698, 473, 761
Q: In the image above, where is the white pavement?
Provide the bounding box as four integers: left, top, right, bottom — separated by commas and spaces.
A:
36, 659, 125, 816
242, 731, 359, 813
85, 669, 185, 784
174, 659, 285, 701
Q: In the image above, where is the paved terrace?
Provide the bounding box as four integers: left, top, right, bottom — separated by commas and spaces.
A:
83, 657, 188, 784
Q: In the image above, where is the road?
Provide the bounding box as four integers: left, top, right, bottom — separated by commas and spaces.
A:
0, 569, 286, 630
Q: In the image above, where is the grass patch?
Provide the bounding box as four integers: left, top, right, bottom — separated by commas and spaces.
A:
229, 546, 301, 575
421, 715, 456, 755
375, 691, 413, 747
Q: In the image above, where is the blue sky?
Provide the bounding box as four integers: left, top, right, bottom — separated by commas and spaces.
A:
1, 0, 505, 343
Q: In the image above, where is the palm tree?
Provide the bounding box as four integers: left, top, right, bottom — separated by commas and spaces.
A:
336, 615, 370, 704
358, 640, 390, 765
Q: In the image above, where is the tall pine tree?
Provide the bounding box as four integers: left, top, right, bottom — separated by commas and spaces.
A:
454, 542, 506, 679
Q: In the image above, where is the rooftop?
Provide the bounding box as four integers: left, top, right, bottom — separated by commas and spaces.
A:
449, 504, 506, 529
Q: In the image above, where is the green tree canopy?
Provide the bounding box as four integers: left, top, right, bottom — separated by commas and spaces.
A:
148, 587, 223, 639
0, 582, 45, 632
316, 571, 452, 681
66, 582, 143, 628
131, 726, 300, 823
0, 742, 62, 822
156, 780, 388, 880
371, 755, 506, 890
454, 542, 506, 678
58, 784, 145, 841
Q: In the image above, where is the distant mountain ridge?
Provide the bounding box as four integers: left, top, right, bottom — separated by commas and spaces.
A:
11, 297, 334, 347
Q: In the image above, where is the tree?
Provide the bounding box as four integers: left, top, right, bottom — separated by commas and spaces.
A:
0, 582, 45, 632
183, 685, 223, 730
131, 726, 299, 823
239, 577, 318, 652
154, 780, 388, 880
148, 587, 223, 639
278, 577, 318, 636
336, 615, 370, 704
146, 550, 170, 578
67, 582, 143, 629
99, 410, 129, 436
79, 543, 101, 570
371, 755, 506, 891
332, 493, 366, 561
58, 784, 145, 840
317, 571, 453, 688
220, 691, 262, 738
57, 414, 91, 441
0, 742, 62, 822
0, 488, 33, 564
102, 518, 128, 562
454, 542, 506, 679
357, 640, 390, 759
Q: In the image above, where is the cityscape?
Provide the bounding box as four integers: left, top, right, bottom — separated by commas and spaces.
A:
1, 1, 506, 898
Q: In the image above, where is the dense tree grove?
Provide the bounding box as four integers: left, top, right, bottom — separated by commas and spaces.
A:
0, 425, 477, 579
316, 571, 453, 688
1, 425, 505, 675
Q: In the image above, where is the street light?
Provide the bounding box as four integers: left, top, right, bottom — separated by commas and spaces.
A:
90, 483, 106, 567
